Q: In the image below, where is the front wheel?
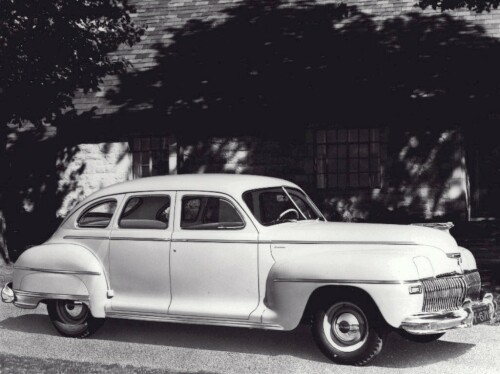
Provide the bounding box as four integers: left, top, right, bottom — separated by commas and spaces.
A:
47, 300, 104, 338
312, 301, 385, 366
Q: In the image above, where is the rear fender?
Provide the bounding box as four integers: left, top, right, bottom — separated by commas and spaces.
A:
13, 243, 108, 317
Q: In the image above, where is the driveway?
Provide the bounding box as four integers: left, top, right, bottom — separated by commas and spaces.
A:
1, 264, 499, 373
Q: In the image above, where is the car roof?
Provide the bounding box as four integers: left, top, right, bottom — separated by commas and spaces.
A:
78, 174, 301, 206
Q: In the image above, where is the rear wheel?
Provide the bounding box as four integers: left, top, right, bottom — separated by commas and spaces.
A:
47, 300, 104, 338
312, 301, 385, 366
399, 330, 445, 343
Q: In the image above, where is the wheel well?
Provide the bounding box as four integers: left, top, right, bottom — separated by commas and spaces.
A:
300, 285, 386, 326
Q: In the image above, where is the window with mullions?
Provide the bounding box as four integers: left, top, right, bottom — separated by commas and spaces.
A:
131, 137, 169, 178
314, 128, 386, 189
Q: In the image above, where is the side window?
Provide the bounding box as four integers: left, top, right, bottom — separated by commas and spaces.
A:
78, 200, 117, 228
289, 193, 317, 219
119, 195, 171, 230
181, 196, 244, 229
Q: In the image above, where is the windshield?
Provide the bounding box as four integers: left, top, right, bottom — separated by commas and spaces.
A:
242, 186, 325, 225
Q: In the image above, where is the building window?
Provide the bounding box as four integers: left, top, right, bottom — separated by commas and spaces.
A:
314, 128, 387, 189
131, 137, 169, 178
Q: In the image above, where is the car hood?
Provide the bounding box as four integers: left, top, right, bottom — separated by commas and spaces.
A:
260, 221, 460, 254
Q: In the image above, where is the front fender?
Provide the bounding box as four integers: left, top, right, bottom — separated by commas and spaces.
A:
13, 243, 108, 317
262, 245, 427, 329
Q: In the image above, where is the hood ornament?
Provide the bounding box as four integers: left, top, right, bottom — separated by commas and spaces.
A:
411, 222, 454, 233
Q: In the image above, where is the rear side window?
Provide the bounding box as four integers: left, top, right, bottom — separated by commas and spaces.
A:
78, 200, 117, 228
181, 196, 244, 229
119, 195, 171, 229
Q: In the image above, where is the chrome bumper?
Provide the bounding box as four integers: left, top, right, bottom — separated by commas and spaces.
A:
1, 282, 37, 308
401, 293, 497, 335
1, 282, 14, 303
1, 282, 89, 309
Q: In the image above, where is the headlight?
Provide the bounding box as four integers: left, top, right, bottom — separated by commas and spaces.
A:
413, 256, 434, 279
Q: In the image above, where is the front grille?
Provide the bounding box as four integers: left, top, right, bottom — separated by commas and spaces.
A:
421, 271, 481, 313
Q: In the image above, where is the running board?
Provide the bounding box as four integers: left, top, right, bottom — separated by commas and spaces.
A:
106, 311, 284, 330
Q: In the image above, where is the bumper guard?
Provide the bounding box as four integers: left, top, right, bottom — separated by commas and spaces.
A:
401, 293, 497, 335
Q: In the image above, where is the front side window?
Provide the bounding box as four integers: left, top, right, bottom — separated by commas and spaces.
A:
243, 187, 324, 225
119, 195, 171, 229
78, 200, 117, 228
181, 196, 244, 229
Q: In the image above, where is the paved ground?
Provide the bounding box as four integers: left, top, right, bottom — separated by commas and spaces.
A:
1, 265, 500, 373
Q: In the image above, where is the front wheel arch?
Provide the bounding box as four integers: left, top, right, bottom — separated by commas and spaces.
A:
301, 285, 387, 328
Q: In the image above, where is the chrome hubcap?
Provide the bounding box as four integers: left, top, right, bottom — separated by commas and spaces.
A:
323, 302, 368, 352
64, 303, 84, 318
57, 301, 88, 324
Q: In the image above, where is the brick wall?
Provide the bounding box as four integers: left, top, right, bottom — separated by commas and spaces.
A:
180, 136, 314, 187
314, 128, 469, 223
57, 142, 133, 217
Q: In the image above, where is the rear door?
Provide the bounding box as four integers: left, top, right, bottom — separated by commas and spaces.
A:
108, 191, 174, 314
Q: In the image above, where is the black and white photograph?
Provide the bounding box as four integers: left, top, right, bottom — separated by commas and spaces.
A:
1, 0, 500, 373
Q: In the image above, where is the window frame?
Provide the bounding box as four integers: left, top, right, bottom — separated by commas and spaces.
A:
179, 194, 247, 231
131, 136, 170, 178
312, 127, 386, 190
77, 199, 118, 229
242, 186, 325, 226
117, 194, 172, 230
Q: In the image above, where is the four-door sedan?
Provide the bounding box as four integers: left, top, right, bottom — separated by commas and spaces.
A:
2, 174, 497, 365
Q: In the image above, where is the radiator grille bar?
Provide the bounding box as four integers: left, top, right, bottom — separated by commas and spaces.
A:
421, 270, 481, 313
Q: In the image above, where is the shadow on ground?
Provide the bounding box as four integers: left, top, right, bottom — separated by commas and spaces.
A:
0, 312, 475, 367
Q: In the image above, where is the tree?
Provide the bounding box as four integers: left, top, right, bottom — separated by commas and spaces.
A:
0, 0, 144, 262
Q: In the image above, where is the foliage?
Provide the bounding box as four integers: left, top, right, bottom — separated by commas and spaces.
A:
0, 0, 144, 125
419, 0, 500, 12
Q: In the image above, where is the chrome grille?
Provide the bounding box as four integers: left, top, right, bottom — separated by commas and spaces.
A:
421, 270, 482, 312
422, 276, 467, 312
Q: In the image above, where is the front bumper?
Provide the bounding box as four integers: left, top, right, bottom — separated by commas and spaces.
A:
401, 293, 497, 335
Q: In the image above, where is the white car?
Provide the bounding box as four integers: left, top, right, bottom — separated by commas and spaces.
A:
1, 174, 496, 365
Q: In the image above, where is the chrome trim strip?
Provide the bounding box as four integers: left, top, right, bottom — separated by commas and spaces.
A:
14, 289, 90, 301
63, 235, 109, 240
273, 278, 421, 285
14, 266, 101, 276
270, 240, 416, 245
172, 238, 259, 244
106, 311, 283, 330
110, 237, 170, 242
171, 239, 417, 245
65, 235, 417, 246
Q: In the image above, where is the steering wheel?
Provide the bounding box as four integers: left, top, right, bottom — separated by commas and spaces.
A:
278, 208, 299, 221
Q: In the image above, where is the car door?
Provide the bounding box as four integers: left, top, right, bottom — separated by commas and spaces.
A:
169, 191, 260, 320
108, 191, 174, 314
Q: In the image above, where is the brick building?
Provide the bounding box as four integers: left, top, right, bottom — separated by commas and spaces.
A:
4, 0, 500, 266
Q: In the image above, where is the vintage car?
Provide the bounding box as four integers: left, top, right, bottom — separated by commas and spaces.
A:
1, 174, 496, 365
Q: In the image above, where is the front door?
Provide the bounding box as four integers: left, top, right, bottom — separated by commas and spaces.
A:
169, 192, 260, 320
109, 192, 174, 314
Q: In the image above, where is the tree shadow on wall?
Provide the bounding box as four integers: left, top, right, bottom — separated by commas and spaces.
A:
101, 0, 500, 222
321, 128, 469, 223
2, 112, 131, 262
107, 0, 500, 132
2, 126, 86, 261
